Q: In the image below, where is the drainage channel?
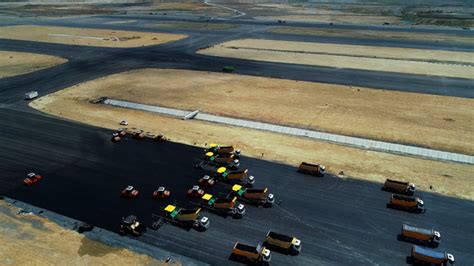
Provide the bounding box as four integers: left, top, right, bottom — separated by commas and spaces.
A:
101, 98, 473, 165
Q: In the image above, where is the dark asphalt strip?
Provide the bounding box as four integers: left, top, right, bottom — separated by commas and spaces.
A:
0, 108, 473, 265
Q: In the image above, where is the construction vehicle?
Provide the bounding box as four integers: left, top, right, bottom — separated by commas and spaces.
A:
186, 185, 205, 198
401, 224, 440, 247
24, 91, 38, 100
197, 193, 245, 218
410, 245, 454, 265
387, 194, 424, 213
121, 185, 139, 198
297, 162, 326, 177
119, 120, 128, 126
154, 134, 168, 142
23, 172, 42, 186
117, 129, 127, 137
151, 205, 209, 231
152, 187, 170, 199
231, 184, 274, 207
231, 242, 271, 264
133, 131, 145, 140
382, 179, 416, 195
216, 167, 255, 186
111, 133, 121, 143
202, 152, 240, 169
198, 175, 216, 187
263, 231, 301, 255
206, 144, 241, 157
222, 66, 235, 73
119, 215, 146, 236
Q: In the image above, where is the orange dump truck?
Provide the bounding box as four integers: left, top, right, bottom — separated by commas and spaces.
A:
264, 231, 301, 255
231, 184, 275, 207
231, 242, 271, 264
401, 224, 441, 247
387, 194, 424, 213
216, 167, 255, 186
199, 193, 246, 218
297, 162, 326, 177
410, 245, 454, 265
203, 152, 240, 169
382, 179, 416, 195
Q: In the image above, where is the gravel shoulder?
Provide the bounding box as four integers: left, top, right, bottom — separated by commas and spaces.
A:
197, 39, 474, 79
0, 51, 67, 79
0, 25, 187, 48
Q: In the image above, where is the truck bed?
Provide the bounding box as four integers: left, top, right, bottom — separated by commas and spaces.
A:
235, 243, 258, 254
268, 231, 293, 242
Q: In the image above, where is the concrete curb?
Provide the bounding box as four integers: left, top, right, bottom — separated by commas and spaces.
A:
103, 99, 474, 165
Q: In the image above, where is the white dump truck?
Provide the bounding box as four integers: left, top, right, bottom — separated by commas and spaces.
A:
25, 91, 38, 100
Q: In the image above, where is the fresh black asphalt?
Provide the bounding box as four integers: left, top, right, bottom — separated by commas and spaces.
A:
1, 108, 473, 265
0, 15, 473, 265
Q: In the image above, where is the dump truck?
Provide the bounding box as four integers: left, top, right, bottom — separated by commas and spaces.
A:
203, 152, 240, 169
297, 162, 326, 177
206, 144, 241, 157
387, 194, 424, 213
382, 179, 416, 195
231, 184, 274, 207
410, 245, 454, 265
216, 167, 255, 186
231, 242, 271, 264
119, 215, 146, 236
151, 205, 209, 231
401, 224, 440, 247
197, 193, 246, 218
263, 231, 301, 255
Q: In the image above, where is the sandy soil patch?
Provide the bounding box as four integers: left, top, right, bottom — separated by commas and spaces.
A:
0, 25, 187, 48
267, 27, 474, 45
29, 68, 474, 155
198, 39, 474, 79
149, 21, 238, 30
29, 86, 474, 200
0, 200, 167, 265
0, 51, 67, 79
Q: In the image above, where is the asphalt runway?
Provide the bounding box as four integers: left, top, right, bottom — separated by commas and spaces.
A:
1, 108, 473, 265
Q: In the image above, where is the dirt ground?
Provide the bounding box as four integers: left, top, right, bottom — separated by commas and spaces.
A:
149, 21, 238, 30
267, 27, 474, 45
198, 39, 474, 79
29, 69, 474, 200
0, 51, 67, 78
0, 25, 187, 48
29, 68, 474, 155
0, 200, 167, 265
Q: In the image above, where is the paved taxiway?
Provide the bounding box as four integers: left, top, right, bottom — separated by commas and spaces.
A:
0, 108, 473, 265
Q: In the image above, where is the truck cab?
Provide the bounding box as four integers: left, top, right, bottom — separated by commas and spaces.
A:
264, 231, 301, 255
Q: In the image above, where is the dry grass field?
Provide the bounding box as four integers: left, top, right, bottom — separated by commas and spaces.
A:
0, 51, 67, 78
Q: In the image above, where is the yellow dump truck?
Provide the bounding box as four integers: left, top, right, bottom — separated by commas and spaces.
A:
199, 193, 246, 218
231, 184, 275, 207
382, 179, 416, 195
387, 194, 424, 213
216, 167, 255, 186
401, 224, 440, 247
203, 152, 240, 169
297, 162, 326, 177
410, 245, 454, 265
206, 143, 241, 157
152, 205, 210, 231
231, 242, 271, 264
263, 231, 301, 255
